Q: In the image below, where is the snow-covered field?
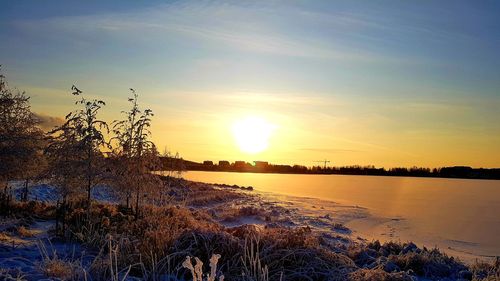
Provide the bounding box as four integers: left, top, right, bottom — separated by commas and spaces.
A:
1, 180, 497, 280
1, 183, 122, 280
0, 219, 90, 281
2, 181, 364, 280
10, 181, 121, 204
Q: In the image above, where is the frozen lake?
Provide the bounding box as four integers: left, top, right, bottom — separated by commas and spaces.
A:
183, 171, 500, 262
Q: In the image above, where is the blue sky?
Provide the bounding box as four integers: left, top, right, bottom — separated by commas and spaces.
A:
1, 0, 500, 167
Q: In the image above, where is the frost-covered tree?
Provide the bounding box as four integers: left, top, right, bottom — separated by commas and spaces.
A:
110, 89, 160, 214
45, 120, 84, 203
110, 89, 160, 217
46, 85, 109, 208
0, 67, 46, 199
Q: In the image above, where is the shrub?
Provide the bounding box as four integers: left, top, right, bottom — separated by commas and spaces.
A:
37, 240, 86, 280
389, 247, 466, 278
16, 226, 37, 238
182, 254, 225, 281
349, 268, 414, 281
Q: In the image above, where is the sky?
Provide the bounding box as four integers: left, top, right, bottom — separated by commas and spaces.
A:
1, 0, 500, 168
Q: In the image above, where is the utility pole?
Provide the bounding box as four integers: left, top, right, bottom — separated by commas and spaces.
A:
313, 160, 330, 169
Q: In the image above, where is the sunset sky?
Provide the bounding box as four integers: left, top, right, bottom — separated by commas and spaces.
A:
1, 0, 500, 168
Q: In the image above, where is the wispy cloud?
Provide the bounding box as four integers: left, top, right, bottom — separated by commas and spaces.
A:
34, 112, 64, 131
212, 92, 339, 107
10, 1, 435, 65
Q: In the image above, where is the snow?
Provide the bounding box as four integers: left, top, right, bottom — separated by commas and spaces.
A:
90, 185, 121, 203
0, 220, 90, 281
1, 179, 493, 280
10, 182, 120, 204
13, 183, 60, 203
205, 188, 367, 249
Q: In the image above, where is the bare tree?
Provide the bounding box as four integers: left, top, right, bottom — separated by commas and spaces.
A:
47, 85, 109, 209
0, 67, 46, 201
110, 89, 160, 217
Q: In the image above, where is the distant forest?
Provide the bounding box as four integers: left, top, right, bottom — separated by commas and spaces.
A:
178, 159, 500, 180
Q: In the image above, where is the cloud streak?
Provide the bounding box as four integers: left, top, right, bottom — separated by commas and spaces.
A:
34, 112, 64, 131
11, 1, 437, 65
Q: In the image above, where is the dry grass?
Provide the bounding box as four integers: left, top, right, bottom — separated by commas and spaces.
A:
0, 231, 33, 248
8, 201, 56, 219
61, 203, 222, 279
241, 235, 269, 281
58, 200, 359, 280
36, 240, 86, 280
40, 259, 77, 280
0, 231, 11, 241
349, 268, 414, 281
16, 226, 41, 238
470, 258, 500, 281
166, 179, 250, 207
226, 225, 356, 280
0, 268, 27, 281
216, 206, 269, 224
5, 179, 500, 281
389, 248, 465, 278
182, 254, 225, 281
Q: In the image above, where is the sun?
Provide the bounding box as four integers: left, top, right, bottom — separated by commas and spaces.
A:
232, 116, 276, 154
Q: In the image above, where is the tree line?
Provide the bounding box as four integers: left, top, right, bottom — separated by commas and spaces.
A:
190, 162, 500, 180
0, 68, 182, 218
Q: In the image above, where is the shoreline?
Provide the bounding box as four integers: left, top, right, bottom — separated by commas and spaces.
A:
184, 170, 500, 263
188, 178, 498, 264
180, 168, 500, 181
206, 169, 500, 182
1, 178, 498, 280
233, 183, 497, 264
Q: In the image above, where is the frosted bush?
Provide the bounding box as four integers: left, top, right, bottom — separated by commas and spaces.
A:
182, 254, 224, 281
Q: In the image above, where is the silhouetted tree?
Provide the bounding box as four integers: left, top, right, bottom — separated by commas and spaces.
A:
110, 89, 160, 217
161, 149, 185, 178
45, 120, 84, 203
0, 67, 46, 201
47, 85, 109, 210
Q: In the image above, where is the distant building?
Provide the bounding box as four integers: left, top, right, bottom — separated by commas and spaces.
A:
203, 160, 214, 166
218, 160, 230, 167
234, 161, 246, 168
254, 161, 269, 169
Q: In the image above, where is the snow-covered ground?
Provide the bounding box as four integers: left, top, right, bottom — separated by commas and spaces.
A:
1, 180, 495, 280
10, 181, 121, 204
0, 183, 121, 279
246, 190, 497, 264
3, 181, 364, 279
0, 219, 90, 281
9, 181, 494, 264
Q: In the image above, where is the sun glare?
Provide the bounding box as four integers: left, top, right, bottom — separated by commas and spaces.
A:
232, 116, 276, 154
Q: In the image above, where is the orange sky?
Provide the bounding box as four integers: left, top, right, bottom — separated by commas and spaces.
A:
3, 1, 500, 168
